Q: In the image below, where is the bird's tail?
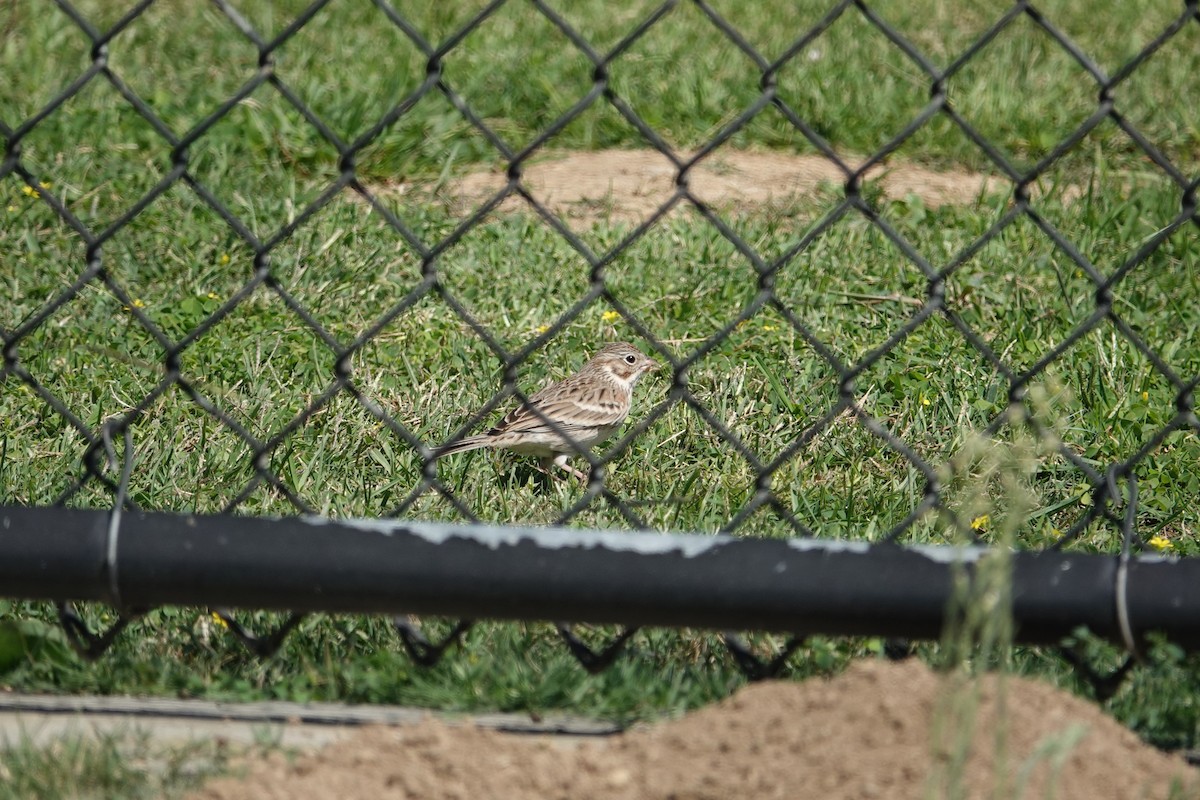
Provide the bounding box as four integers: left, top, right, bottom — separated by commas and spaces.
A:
432, 435, 492, 458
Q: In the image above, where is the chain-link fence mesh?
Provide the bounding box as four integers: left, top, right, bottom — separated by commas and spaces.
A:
1, 0, 1198, 691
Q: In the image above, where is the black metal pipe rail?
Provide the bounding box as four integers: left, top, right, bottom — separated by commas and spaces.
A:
3, 505, 1196, 650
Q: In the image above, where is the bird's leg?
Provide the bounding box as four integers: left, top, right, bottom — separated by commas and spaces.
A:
544, 453, 589, 482
535, 456, 565, 482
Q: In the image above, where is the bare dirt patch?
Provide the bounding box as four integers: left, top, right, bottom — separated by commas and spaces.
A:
189, 658, 1197, 800
389, 149, 1008, 225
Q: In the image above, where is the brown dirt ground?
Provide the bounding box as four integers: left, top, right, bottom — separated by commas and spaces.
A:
384, 148, 1011, 225
189, 659, 1198, 800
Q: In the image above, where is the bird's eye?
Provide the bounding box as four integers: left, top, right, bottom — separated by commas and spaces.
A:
624, 354, 637, 364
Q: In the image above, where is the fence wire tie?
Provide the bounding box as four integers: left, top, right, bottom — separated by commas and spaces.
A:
54, 427, 142, 659
103, 424, 135, 613
1113, 470, 1144, 665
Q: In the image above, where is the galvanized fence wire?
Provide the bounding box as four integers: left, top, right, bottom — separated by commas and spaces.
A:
2, 0, 1198, 682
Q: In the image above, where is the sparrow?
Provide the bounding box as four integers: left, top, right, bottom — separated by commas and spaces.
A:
433, 342, 660, 481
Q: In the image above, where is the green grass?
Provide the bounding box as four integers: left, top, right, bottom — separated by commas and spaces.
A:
0, 728, 234, 800
2, 0, 1198, 189
1, 0, 1199, 760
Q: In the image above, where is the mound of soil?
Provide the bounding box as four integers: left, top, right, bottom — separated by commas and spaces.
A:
189, 658, 1197, 800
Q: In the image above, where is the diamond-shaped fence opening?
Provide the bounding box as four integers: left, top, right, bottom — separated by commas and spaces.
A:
606, 1, 769, 147
774, 9, 936, 157
445, 3, 600, 144
185, 89, 346, 241
104, 2, 262, 136
1, 13, 93, 125
271, 3, 431, 145
948, 16, 1106, 168
1, 1, 1198, 711
15, 81, 173, 231
1114, 25, 1200, 177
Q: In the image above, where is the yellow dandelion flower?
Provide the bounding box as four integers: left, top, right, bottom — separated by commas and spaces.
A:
1140, 390, 1149, 402
601, 310, 620, 323
920, 393, 931, 406
132, 299, 146, 308
210, 611, 229, 629
206, 291, 219, 300
219, 253, 231, 265
22, 181, 51, 197
761, 324, 778, 332
1147, 535, 1173, 552
535, 324, 550, 334
971, 514, 990, 531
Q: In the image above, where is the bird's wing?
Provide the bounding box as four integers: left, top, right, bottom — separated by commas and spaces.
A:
489, 382, 627, 436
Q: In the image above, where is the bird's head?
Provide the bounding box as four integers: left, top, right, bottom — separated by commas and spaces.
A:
590, 342, 661, 387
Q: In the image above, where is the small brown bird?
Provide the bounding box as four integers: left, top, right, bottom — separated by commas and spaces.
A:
433, 342, 660, 480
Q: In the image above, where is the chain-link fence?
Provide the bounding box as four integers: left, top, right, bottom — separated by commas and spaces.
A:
1, 0, 1199, 701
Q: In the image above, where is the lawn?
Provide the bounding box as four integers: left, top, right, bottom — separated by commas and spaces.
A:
1, 0, 1198, 757
0, 728, 232, 800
